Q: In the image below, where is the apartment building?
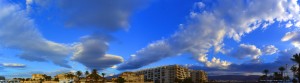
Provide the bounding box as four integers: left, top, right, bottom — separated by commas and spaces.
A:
135, 65, 191, 83
190, 70, 208, 83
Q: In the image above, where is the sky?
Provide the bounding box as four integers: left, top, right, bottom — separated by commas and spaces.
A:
1, 0, 300, 78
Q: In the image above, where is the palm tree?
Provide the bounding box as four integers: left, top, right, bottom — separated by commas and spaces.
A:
291, 53, 300, 81
92, 69, 98, 74
76, 71, 82, 77
291, 65, 298, 78
279, 66, 285, 80
263, 69, 269, 76
85, 70, 90, 76
262, 69, 269, 80
76, 71, 82, 82
85, 71, 90, 82
65, 73, 75, 80
91, 69, 100, 82
102, 73, 106, 82
279, 66, 285, 74
274, 72, 280, 80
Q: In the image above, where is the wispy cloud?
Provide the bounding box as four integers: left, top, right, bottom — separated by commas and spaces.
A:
0, 1, 71, 68
231, 44, 262, 60
118, 0, 300, 70
282, 31, 300, 49
1, 63, 26, 68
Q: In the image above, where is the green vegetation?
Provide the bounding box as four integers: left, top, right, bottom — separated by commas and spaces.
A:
259, 53, 300, 83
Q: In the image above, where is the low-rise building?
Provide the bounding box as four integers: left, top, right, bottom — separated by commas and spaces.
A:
54, 72, 77, 83
32, 74, 45, 80
85, 73, 104, 82
118, 72, 144, 82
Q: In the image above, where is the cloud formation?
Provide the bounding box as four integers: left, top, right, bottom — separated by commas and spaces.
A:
0, 1, 71, 68
1, 63, 26, 68
231, 44, 262, 60
262, 45, 278, 55
24, 0, 148, 70
189, 47, 299, 75
31, 0, 148, 30
282, 31, 300, 48
118, 0, 300, 70
72, 34, 124, 70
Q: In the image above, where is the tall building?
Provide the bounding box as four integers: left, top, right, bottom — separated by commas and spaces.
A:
135, 65, 191, 83
118, 72, 144, 82
190, 70, 208, 83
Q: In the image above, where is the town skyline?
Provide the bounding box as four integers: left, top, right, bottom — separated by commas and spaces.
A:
1, 0, 300, 80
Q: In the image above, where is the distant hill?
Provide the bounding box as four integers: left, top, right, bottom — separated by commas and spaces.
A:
208, 75, 260, 81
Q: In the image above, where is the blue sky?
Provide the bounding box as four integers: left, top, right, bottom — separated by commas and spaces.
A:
1, 0, 300, 78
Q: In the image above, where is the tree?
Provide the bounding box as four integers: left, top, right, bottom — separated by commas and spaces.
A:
76, 71, 82, 82
85, 71, 90, 76
279, 66, 286, 80
117, 77, 125, 83
291, 53, 300, 81
175, 78, 182, 83
101, 73, 106, 82
85, 70, 90, 82
92, 69, 98, 74
291, 65, 298, 79
45, 76, 52, 81
90, 69, 100, 82
263, 69, 269, 76
54, 77, 59, 82
76, 71, 83, 77
273, 72, 280, 80
183, 77, 193, 83
65, 73, 75, 80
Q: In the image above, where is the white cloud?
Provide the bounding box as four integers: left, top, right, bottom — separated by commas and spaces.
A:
2, 63, 26, 68
0, 1, 71, 68
72, 34, 124, 70
195, 2, 205, 9
282, 31, 300, 48
231, 44, 262, 60
205, 57, 231, 69
286, 21, 293, 28
262, 45, 278, 55
118, 0, 300, 70
111, 65, 117, 69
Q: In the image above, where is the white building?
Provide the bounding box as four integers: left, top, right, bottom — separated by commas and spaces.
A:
135, 65, 191, 83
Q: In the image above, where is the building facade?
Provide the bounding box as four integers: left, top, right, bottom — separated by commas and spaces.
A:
190, 70, 208, 83
54, 72, 76, 83
135, 65, 191, 83
31, 74, 45, 80
118, 72, 144, 82
85, 72, 104, 82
